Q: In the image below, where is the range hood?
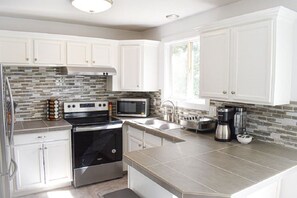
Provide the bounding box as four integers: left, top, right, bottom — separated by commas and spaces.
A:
61, 66, 117, 76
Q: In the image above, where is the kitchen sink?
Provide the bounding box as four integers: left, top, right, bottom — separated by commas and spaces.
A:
135, 118, 181, 130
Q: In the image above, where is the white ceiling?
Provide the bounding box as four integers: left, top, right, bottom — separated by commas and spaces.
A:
0, 0, 241, 31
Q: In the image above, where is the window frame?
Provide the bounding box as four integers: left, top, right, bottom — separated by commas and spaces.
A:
163, 36, 210, 111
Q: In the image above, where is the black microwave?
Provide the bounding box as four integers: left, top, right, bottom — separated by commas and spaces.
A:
116, 98, 150, 117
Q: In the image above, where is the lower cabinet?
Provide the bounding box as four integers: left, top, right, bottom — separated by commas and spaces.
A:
123, 125, 175, 171
13, 130, 72, 196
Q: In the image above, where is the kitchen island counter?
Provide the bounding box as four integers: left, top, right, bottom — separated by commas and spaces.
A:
124, 121, 297, 198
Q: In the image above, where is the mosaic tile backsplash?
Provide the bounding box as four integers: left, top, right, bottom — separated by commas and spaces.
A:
4, 66, 161, 121
172, 100, 297, 149
4, 66, 297, 149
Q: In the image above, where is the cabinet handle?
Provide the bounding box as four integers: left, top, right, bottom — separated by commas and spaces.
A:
231, 91, 236, 94
222, 91, 227, 94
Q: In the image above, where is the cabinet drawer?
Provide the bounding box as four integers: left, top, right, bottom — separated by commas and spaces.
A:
144, 132, 162, 147
14, 133, 45, 145
127, 126, 143, 140
14, 130, 70, 145
44, 130, 70, 142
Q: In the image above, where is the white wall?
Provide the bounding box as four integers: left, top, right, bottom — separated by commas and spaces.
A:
143, 0, 297, 101
0, 16, 143, 40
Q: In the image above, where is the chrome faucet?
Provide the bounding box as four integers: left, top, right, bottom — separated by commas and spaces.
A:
161, 100, 176, 122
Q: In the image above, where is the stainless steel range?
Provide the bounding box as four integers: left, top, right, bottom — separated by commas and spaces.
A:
64, 101, 123, 188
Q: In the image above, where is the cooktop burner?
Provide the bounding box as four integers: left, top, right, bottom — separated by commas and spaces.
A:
63, 101, 122, 127
65, 117, 122, 127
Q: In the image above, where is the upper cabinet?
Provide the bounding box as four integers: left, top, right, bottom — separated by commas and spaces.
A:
34, 39, 65, 65
66, 41, 117, 67
0, 37, 31, 65
118, 40, 159, 92
66, 42, 90, 66
199, 7, 296, 105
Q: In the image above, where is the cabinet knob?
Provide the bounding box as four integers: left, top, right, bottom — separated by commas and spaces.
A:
26, 58, 29, 61
34, 58, 37, 61
39, 148, 43, 150
37, 136, 43, 139
222, 91, 227, 94
143, 146, 146, 149
44, 147, 48, 150
231, 91, 236, 94
93, 61, 95, 64
86, 60, 89, 63
137, 85, 139, 88
138, 144, 142, 147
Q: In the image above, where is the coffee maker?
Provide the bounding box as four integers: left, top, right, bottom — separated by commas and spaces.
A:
234, 107, 247, 136
215, 107, 235, 142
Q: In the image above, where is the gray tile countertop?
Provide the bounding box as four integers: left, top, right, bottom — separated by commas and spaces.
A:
123, 121, 297, 198
14, 119, 72, 134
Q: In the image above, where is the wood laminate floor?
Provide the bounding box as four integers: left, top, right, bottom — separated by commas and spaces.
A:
20, 175, 128, 198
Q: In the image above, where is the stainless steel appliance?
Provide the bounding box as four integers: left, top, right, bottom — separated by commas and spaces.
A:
215, 107, 234, 142
0, 64, 18, 198
116, 98, 149, 117
64, 101, 123, 188
180, 116, 217, 132
234, 107, 247, 135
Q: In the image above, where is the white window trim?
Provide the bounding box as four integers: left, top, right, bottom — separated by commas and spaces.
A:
163, 37, 210, 111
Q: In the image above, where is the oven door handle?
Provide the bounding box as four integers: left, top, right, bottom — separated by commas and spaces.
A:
73, 123, 122, 132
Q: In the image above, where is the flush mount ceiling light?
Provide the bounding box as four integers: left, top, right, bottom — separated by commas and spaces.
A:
72, 0, 113, 13
166, 14, 180, 20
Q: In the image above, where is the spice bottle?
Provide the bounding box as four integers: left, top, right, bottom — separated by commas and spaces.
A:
108, 102, 113, 117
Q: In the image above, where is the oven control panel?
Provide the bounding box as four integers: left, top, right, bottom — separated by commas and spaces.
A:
64, 101, 108, 113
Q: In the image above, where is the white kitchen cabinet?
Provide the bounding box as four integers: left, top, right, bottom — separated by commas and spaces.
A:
119, 40, 159, 91
200, 29, 230, 99
66, 42, 90, 66
143, 132, 162, 149
128, 136, 144, 152
14, 143, 44, 191
230, 20, 273, 103
199, 7, 296, 105
92, 43, 114, 66
43, 140, 71, 185
33, 39, 65, 65
0, 37, 31, 64
13, 130, 72, 196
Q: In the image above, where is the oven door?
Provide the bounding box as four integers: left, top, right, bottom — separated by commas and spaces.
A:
72, 124, 122, 169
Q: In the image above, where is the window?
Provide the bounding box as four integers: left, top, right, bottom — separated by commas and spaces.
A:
164, 37, 209, 110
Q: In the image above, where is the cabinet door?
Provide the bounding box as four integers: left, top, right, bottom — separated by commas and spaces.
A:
144, 132, 162, 149
43, 140, 71, 185
200, 29, 230, 99
66, 42, 90, 66
230, 20, 273, 103
120, 45, 142, 90
0, 37, 30, 64
14, 144, 44, 190
92, 43, 112, 66
128, 136, 143, 152
34, 39, 65, 65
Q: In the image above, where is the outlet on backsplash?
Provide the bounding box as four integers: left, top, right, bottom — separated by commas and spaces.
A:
209, 106, 217, 117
